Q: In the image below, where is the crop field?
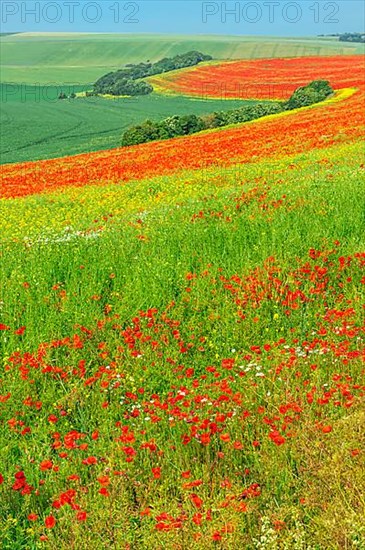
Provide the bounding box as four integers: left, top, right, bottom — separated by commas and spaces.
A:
1, 33, 363, 85
147, 55, 365, 99
0, 85, 248, 164
0, 34, 365, 550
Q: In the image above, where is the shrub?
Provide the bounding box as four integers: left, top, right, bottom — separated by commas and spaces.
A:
121, 114, 205, 146
111, 80, 153, 97
284, 80, 333, 110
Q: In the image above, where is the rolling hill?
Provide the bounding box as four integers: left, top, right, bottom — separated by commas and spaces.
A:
1, 32, 363, 85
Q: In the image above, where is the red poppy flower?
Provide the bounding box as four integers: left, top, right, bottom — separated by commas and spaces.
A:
152, 467, 161, 479
76, 511, 87, 522
190, 494, 203, 509
40, 460, 53, 471
322, 425, 332, 434
45, 515, 56, 529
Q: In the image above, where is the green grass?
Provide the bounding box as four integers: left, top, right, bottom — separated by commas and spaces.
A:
0, 141, 364, 549
1, 140, 364, 353
0, 85, 250, 164
1, 33, 363, 85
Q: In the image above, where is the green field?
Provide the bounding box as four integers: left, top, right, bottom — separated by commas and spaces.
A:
1, 33, 363, 85
0, 84, 250, 164
1, 140, 364, 549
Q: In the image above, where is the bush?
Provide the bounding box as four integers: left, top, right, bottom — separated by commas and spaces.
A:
212, 102, 285, 127
110, 80, 153, 97
121, 114, 205, 146
284, 80, 333, 110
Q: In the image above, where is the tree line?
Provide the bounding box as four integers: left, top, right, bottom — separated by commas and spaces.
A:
319, 32, 365, 43
339, 33, 365, 43
121, 80, 334, 146
92, 51, 213, 97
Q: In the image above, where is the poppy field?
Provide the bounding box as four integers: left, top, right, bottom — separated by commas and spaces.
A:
1, 52, 365, 550
147, 55, 365, 99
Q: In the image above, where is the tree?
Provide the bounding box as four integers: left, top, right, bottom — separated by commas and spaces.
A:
284, 80, 333, 110
93, 51, 213, 97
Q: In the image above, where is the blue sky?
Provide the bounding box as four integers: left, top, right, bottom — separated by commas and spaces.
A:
1, 1, 364, 35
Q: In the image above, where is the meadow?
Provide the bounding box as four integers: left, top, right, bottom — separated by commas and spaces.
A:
1, 140, 364, 550
0, 38, 365, 550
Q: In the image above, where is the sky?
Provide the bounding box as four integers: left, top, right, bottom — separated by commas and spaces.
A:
1, 0, 364, 36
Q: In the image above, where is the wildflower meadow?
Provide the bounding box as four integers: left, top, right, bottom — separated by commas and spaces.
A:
1, 39, 364, 550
